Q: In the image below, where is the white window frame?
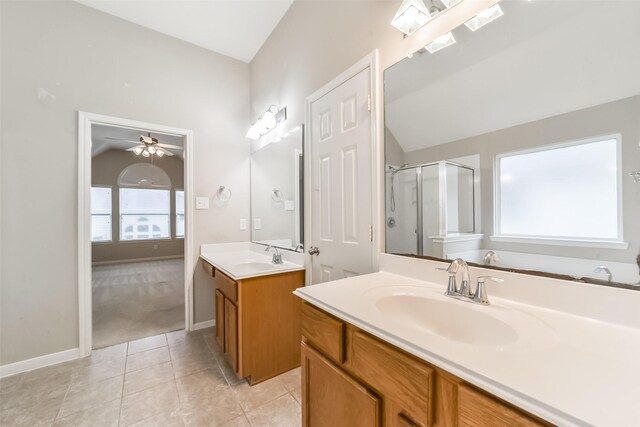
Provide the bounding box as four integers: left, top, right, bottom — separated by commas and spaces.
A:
175, 188, 185, 239
492, 134, 627, 249
90, 185, 113, 243
118, 188, 172, 242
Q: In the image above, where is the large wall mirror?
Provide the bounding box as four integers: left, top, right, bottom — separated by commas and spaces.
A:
384, 0, 640, 288
251, 125, 304, 252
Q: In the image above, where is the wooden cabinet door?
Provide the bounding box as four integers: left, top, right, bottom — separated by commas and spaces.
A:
302, 342, 381, 427
224, 298, 238, 373
457, 385, 547, 427
215, 289, 225, 350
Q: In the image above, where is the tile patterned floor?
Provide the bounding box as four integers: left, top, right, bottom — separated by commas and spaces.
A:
92, 259, 185, 348
0, 329, 301, 427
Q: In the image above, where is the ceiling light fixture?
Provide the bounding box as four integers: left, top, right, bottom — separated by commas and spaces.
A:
440, 0, 463, 8
464, 4, 504, 31
391, 0, 431, 36
245, 105, 287, 141
425, 31, 456, 53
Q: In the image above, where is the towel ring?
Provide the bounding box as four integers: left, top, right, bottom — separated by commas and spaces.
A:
215, 186, 232, 202
271, 189, 284, 202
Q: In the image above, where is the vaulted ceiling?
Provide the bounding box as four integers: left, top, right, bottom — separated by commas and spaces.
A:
75, 0, 294, 63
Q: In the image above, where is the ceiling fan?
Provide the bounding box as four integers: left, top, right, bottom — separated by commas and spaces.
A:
105, 132, 181, 158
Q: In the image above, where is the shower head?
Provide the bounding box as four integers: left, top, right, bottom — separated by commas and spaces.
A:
388, 164, 410, 175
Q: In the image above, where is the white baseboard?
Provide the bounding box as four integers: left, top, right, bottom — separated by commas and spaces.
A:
192, 320, 215, 331
92, 255, 184, 266
0, 348, 80, 378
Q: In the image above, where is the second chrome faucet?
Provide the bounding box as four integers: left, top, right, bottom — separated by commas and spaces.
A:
437, 258, 503, 305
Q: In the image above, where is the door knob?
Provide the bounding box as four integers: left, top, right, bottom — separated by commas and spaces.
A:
308, 246, 320, 256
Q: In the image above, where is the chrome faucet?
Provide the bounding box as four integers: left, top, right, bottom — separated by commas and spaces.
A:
265, 246, 283, 264
437, 259, 504, 305
594, 265, 612, 282
437, 258, 470, 297
294, 244, 304, 253
483, 250, 500, 266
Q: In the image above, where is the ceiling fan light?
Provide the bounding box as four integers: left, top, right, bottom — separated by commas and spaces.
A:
142, 149, 150, 157
156, 150, 165, 157
465, 4, 504, 32
133, 147, 144, 155
147, 146, 157, 155
391, 0, 431, 36
425, 32, 456, 53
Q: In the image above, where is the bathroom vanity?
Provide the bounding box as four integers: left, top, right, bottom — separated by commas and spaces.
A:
295, 254, 640, 426
300, 302, 547, 427
201, 243, 304, 384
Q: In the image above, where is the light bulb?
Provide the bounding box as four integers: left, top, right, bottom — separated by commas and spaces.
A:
147, 146, 157, 154
465, 4, 504, 31
142, 149, 150, 157
246, 125, 260, 140
262, 111, 277, 130
425, 32, 456, 53
390, 0, 431, 36
133, 147, 143, 155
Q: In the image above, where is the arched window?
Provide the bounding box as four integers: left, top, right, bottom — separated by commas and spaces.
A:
117, 163, 172, 240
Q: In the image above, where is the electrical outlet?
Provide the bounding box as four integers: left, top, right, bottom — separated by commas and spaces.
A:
254, 218, 262, 230
239, 218, 247, 230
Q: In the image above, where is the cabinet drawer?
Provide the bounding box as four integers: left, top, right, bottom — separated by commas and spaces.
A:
216, 270, 237, 302
301, 303, 345, 363
458, 385, 547, 427
349, 330, 434, 427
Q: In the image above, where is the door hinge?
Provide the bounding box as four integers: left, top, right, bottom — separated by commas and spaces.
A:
369, 225, 374, 242
367, 94, 371, 112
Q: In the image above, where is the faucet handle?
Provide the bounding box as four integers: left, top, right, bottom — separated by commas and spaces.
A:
473, 276, 504, 305
437, 267, 459, 296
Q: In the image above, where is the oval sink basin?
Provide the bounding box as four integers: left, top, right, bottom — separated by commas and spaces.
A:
375, 294, 518, 346
235, 261, 277, 270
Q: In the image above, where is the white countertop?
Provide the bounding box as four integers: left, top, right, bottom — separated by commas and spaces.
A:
294, 254, 640, 427
200, 242, 304, 280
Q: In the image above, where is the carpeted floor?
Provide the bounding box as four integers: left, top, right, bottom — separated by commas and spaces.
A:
92, 258, 185, 349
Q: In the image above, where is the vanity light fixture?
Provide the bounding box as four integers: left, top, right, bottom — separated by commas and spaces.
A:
245, 105, 287, 141
439, 0, 463, 7
464, 4, 504, 31
425, 31, 456, 53
391, 0, 431, 36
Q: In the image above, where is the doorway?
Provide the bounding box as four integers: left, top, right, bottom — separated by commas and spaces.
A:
78, 113, 194, 356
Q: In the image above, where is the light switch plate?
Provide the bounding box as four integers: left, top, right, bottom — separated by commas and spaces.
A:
254, 218, 262, 230
196, 197, 209, 210
284, 200, 295, 211
239, 218, 247, 230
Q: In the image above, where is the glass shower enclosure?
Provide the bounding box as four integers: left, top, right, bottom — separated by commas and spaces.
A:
385, 161, 475, 256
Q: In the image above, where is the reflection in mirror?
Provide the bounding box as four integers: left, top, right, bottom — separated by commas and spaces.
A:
384, 0, 640, 288
250, 125, 304, 252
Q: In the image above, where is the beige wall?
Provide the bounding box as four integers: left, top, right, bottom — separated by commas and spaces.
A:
91, 149, 185, 263
1, 1, 250, 365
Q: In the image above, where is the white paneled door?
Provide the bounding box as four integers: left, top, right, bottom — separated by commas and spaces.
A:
309, 68, 374, 284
